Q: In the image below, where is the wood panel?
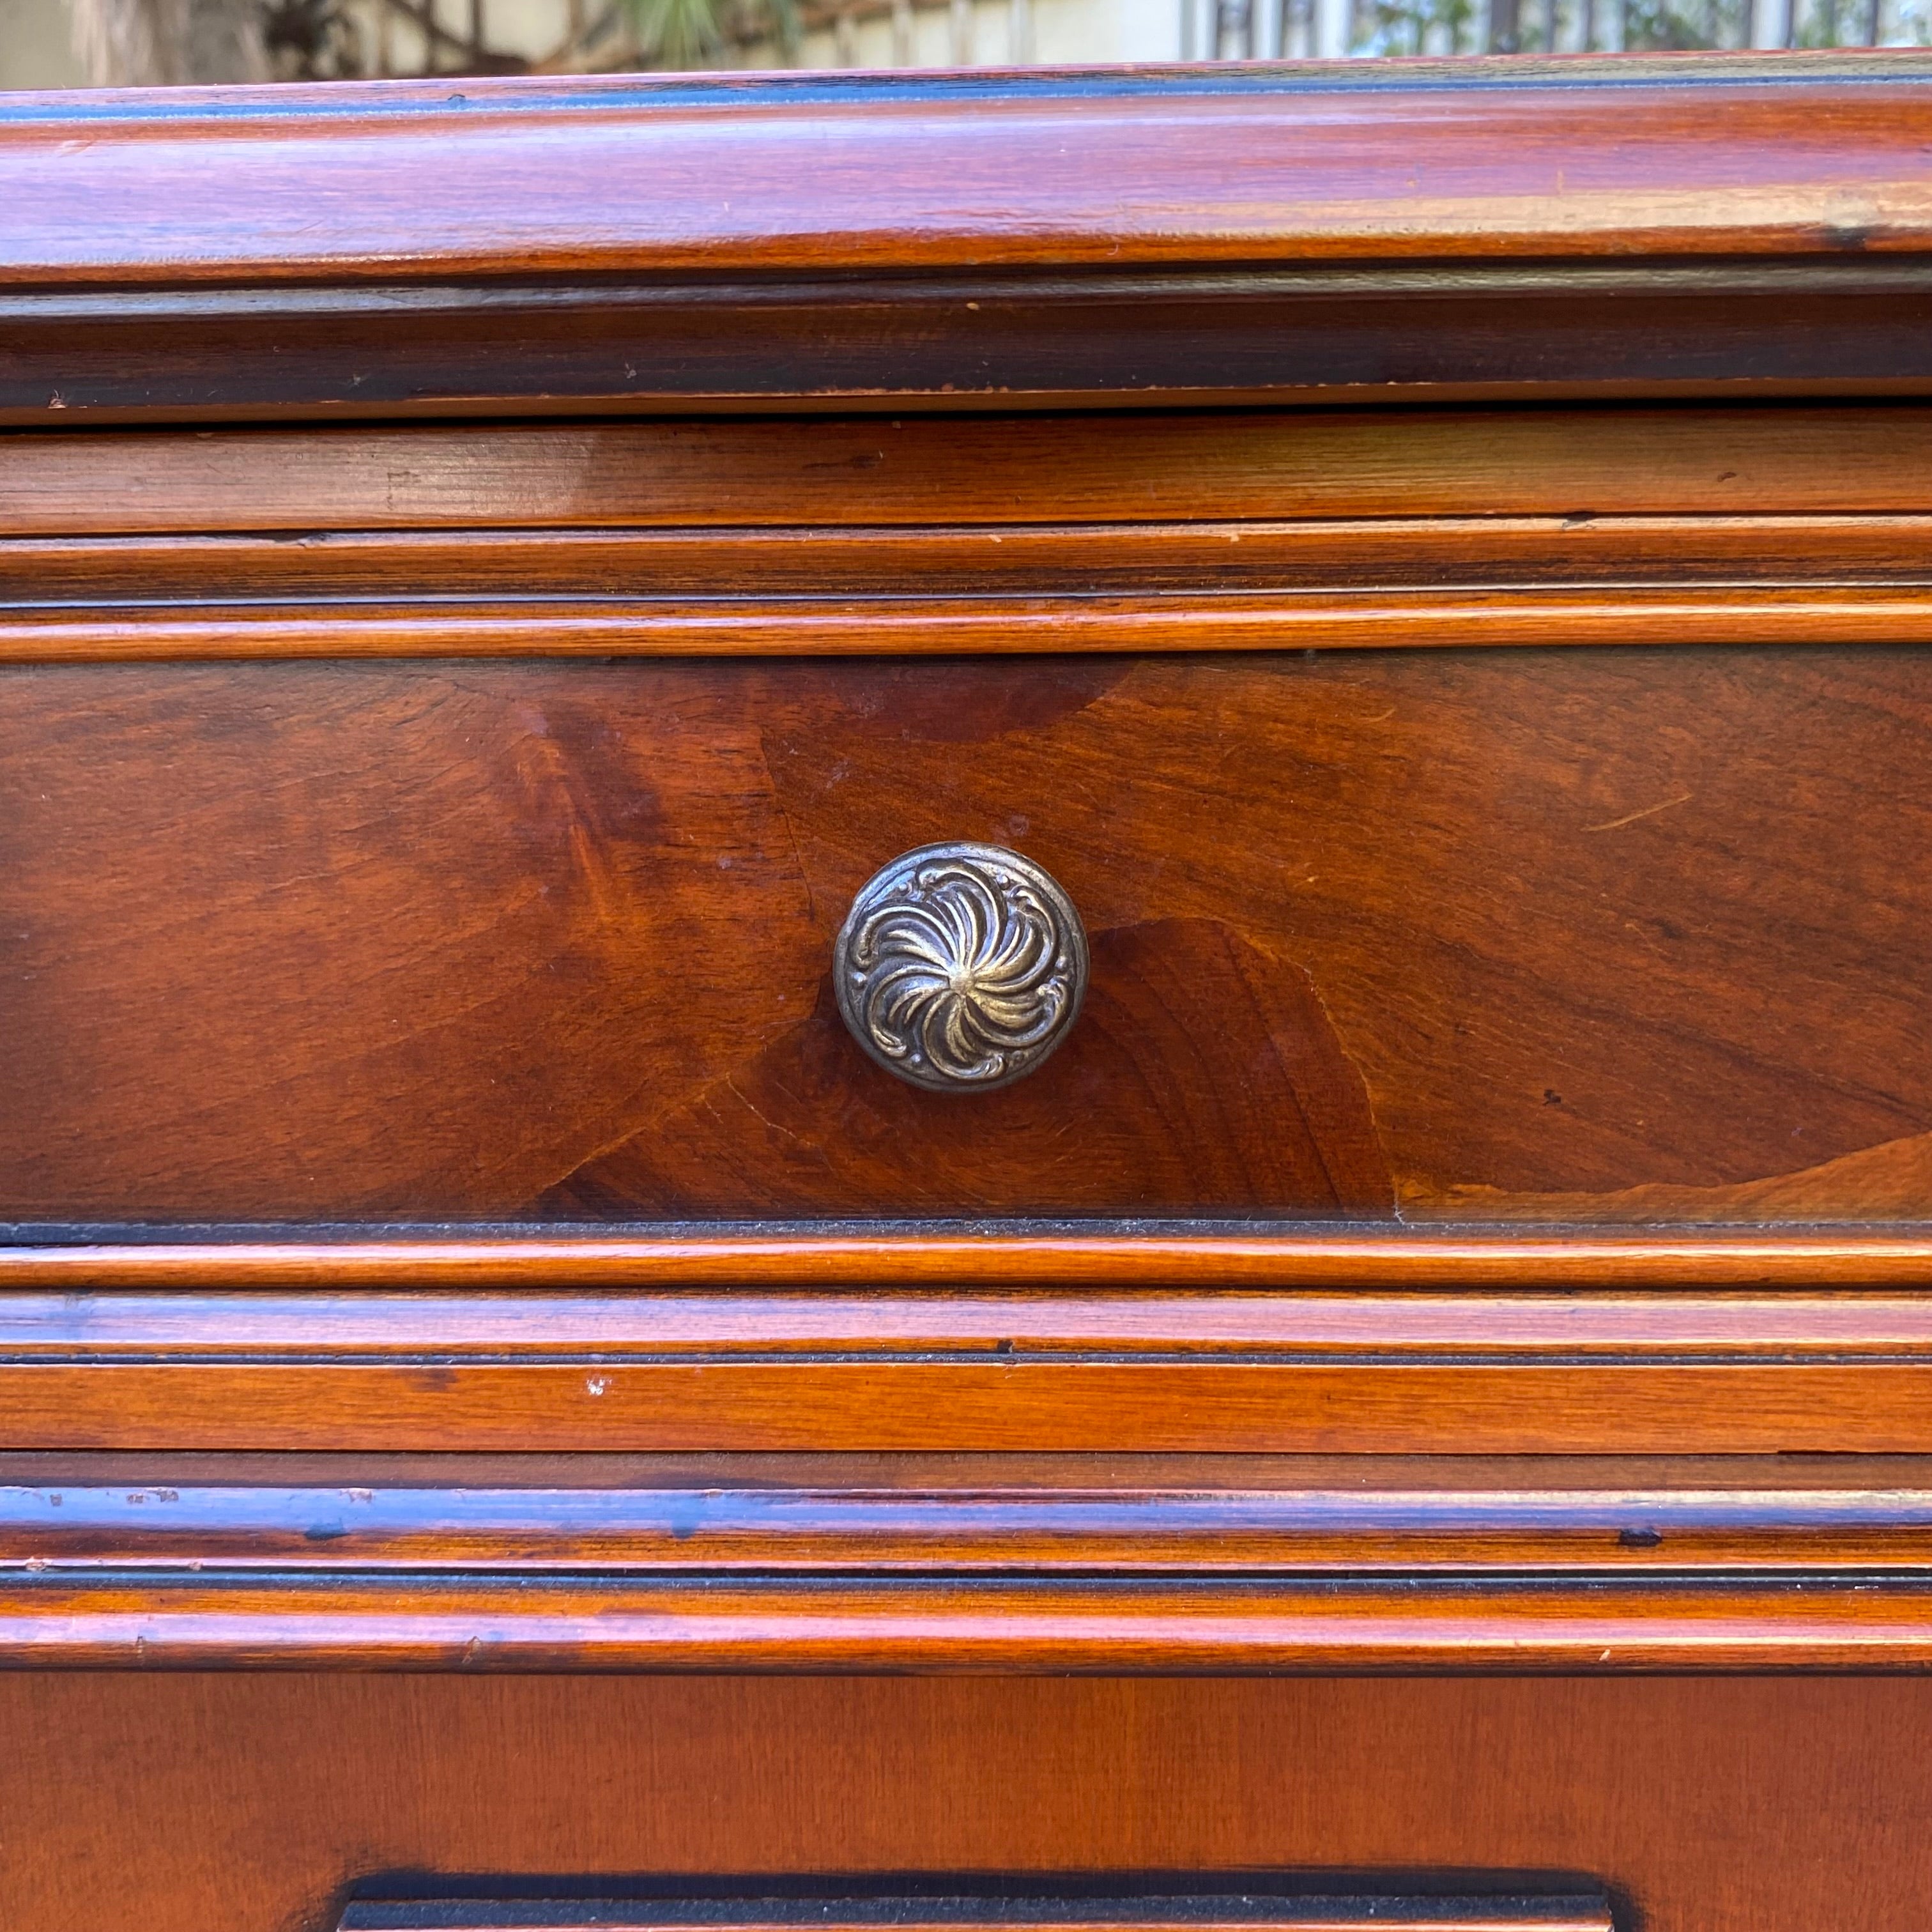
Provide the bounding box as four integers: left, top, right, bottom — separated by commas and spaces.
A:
8, 1293, 1932, 1453
13, 1574, 1932, 1670
21, 60, 1932, 283
333, 1905, 1614, 1932
8, 514, 1932, 602
6, 648, 1932, 1223
10, 1452, 1931, 1572
10, 61, 1932, 414
0, 1673, 1925, 1931
15, 1453, 1932, 1568
7, 411, 1932, 536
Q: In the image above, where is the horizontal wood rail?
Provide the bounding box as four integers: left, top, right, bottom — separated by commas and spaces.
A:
6, 588, 1932, 663
9, 1225, 1932, 1287
4, 1453, 1931, 1670
10, 1278, 1932, 1452
334, 1903, 1614, 1932
8, 59, 1932, 415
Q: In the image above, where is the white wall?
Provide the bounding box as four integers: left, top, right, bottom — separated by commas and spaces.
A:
0, 0, 84, 87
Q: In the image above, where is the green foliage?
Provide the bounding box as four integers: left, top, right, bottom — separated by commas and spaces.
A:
1619, 0, 1744, 45
621, 0, 801, 65
1351, 0, 1478, 52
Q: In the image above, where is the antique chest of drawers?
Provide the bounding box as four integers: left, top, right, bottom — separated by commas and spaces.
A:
5, 51, 1932, 1932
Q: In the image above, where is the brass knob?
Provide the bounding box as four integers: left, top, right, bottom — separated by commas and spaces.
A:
833, 841, 1089, 1093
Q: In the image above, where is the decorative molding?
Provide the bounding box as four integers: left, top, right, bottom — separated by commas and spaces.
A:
6, 1457, 1932, 1671
333, 1892, 1616, 1931
8, 1280, 1932, 1452
9, 61, 1932, 415
8, 1225, 1932, 1286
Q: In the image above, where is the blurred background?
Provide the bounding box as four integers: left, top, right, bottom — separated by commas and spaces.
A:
0, 0, 1922, 102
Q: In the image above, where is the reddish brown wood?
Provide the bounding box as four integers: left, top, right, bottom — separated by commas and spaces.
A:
17, 516, 1932, 605
56, 61, 1932, 283
334, 1907, 1613, 1932
7, 1292, 1932, 1452
8, 1574, 1932, 1671
0, 1673, 1927, 1931
10, 1236, 1932, 1287
9, 61, 1932, 415
7, 650, 1932, 1223
5, 411, 1931, 536
8, 1452, 1931, 1571
19, 588, 1932, 663
6, 65, 1932, 1932
12, 1288, 1932, 1348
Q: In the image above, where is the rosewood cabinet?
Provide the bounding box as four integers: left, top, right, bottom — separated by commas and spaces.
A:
4, 52, 1932, 1932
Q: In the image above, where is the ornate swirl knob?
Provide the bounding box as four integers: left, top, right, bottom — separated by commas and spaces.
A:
834, 841, 1089, 1093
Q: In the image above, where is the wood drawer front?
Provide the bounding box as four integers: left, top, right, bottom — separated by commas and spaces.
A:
3, 1674, 1927, 1932
4, 645, 1929, 1228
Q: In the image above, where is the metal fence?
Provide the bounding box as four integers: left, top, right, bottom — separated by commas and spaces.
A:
1183, 0, 1918, 55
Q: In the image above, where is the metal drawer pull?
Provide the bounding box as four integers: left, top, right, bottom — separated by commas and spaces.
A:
832, 840, 1089, 1092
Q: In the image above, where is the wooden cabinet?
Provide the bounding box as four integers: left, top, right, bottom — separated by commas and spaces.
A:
3, 52, 1932, 1932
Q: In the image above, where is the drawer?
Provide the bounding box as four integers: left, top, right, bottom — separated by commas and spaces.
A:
4, 1670, 1929, 1932
4, 645, 1930, 1227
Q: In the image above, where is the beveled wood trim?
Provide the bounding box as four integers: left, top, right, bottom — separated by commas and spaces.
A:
12, 516, 1932, 601
8, 1227, 1932, 1287
9, 412, 1932, 535
12, 60, 1932, 413
5, 1573, 1930, 1672
10, 1287, 1932, 1452
12, 60, 1932, 280
6, 588, 1932, 661
12, 1361, 1932, 1453
8, 1453, 1931, 1667
8, 1455, 1931, 1572
334, 1896, 1610, 1931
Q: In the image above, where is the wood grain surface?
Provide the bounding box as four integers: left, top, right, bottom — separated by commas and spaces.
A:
10, 60, 1932, 413
13, 1575, 1932, 1671
8, 1293, 1932, 1453
12, 410, 1932, 665
333, 1904, 1614, 1932
19, 59, 1932, 282
12, 1231, 1932, 1287
10, 1452, 1930, 1571
9, 1449, 1932, 1671
0, 1673, 1925, 1931
6, 648, 1932, 1223
8, 410, 1931, 535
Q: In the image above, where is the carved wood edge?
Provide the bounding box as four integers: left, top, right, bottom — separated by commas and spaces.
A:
8, 59, 1932, 413
4, 1457, 1932, 1672
332, 1895, 1616, 1931
9, 1225, 1932, 1285
7, 588, 1932, 662
7, 1287, 1932, 1452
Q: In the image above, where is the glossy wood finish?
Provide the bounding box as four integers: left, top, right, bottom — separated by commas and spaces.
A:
334, 1906, 1614, 1932
6, 65, 1932, 1932
6, 1453, 1932, 1671
15, 1452, 1932, 1573
2, 1674, 1926, 1930
12, 410, 1932, 535
7, 648, 1932, 1223
14, 409, 1932, 666
10, 1292, 1932, 1453
14, 1230, 1932, 1287
18, 513, 1932, 666
12, 59, 1932, 416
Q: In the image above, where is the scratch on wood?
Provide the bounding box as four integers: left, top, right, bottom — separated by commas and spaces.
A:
1585, 792, 1692, 834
